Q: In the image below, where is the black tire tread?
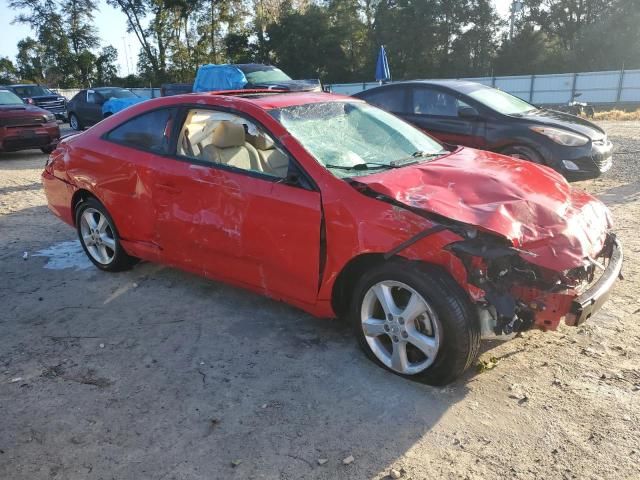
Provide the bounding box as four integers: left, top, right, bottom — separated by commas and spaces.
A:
350, 259, 481, 386
75, 197, 137, 272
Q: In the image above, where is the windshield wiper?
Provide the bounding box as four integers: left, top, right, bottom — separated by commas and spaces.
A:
391, 151, 446, 164
325, 161, 400, 171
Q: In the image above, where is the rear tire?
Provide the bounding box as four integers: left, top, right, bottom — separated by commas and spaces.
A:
501, 145, 545, 165
350, 260, 480, 385
75, 197, 137, 272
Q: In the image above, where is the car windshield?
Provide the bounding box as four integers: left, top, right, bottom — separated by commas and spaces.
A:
467, 86, 537, 115
0, 90, 25, 105
98, 88, 137, 99
241, 66, 292, 84
11, 85, 54, 97
271, 101, 447, 178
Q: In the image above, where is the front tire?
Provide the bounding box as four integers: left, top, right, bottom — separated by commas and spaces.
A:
501, 145, 545, 165
350, 261, 480, 385
75, 197, 136, 272
69, 113, 83, 131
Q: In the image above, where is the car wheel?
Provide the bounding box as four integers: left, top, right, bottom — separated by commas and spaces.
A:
501, 145, 545, 165
69, 113, 83, 131
75, 197, 137, 272
40, 146, 55, 154
350, 261, 480, 385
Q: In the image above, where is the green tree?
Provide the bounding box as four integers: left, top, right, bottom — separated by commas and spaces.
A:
16, 37, 46, 83
0, 57, 18, 83
267, 3, 348, 82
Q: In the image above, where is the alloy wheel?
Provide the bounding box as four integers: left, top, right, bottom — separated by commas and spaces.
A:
360, 280, 442, 375
79, 208, 116, 265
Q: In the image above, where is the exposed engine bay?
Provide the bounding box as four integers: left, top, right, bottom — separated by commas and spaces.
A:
447, 232, 621, 335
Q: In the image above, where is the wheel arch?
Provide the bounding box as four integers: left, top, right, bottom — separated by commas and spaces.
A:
331, 253, 387, 318
496, 141, 551, 166
331, 253, 470, 318
71, 189, 103, 226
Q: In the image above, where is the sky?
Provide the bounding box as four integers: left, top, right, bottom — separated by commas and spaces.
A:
0, 0, 513, 76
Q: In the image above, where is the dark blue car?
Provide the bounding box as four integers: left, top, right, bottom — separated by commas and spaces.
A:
353, 80, 613, 180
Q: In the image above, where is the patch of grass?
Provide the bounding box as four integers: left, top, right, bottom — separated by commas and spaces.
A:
590, 108, 640, 121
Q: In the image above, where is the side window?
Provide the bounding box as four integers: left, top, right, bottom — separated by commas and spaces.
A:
105, 108, 176, 154
73, 91, 86, 103
412, 88, 470, 117
361, 88, 407, 113
87, 91, 98, 104
177, 109, 290, 179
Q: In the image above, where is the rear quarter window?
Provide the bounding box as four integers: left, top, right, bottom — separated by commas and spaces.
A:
105, 108, 177, 154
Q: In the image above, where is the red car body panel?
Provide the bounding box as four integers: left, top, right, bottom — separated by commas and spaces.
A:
42, 91, 618, 330
356, 146, 611, 272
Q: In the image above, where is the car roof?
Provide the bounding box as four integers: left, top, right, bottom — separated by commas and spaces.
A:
180, 90, 357, 109
365, 79, 489, 94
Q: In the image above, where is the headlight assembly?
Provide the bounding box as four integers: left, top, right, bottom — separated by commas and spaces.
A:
530, 126, 589, 147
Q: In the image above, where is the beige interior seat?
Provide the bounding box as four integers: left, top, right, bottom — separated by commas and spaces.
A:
250, 134, 289, 178
202, 121, 261, 171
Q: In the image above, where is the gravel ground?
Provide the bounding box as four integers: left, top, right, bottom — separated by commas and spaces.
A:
1, 121, 639, 480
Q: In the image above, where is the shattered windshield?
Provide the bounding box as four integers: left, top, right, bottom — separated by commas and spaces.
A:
271, 101, 447, 178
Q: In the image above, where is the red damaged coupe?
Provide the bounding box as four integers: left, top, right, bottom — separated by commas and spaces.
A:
42, 91, 622, 385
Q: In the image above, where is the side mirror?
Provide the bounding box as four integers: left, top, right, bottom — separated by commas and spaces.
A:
458, 106, 480, 119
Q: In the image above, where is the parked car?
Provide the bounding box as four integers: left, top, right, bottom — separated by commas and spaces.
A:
1, 83, 67, 121
42, 91, 622, 385
66, 87, 145, 130
161, 63, 322, 97
353, 80, 613, 181
0, 88, 60, 154
160, 82, 193, 97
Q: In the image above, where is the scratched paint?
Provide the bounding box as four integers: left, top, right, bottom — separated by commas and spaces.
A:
33, 240, 93, 270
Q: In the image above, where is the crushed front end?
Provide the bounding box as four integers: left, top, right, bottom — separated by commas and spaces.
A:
447, 232, 623, 335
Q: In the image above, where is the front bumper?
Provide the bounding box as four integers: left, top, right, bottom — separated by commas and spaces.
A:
566, 237, 623, 326
0, 122, 60, 152
558, 138, 614, 181
508, 235, 623, 330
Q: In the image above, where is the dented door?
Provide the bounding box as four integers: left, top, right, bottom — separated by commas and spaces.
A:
151, 158, 323, 305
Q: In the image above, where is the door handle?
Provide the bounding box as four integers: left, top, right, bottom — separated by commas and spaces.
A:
155, 183, 181, 194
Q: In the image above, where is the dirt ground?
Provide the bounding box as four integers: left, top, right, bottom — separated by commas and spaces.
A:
1, 122, 639, 480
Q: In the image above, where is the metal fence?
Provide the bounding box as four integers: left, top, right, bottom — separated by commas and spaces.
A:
326, 69, 640, 106
53, 69, 640, 107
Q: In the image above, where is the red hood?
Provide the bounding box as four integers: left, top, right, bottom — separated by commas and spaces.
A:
357, 147, 612, 271
0, 104, 49, 118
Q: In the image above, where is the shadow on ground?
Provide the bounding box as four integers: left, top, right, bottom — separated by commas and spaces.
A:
0, 205, 486, 480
